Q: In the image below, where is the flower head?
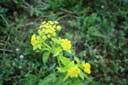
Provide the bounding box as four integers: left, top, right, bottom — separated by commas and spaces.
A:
83, 63, 91, 74
60, 39, 71, 51
38, 21, 61, 38
67, 66, 80, 78
56, 25, 62, 31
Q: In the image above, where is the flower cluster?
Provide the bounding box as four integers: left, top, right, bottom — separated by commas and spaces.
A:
38, 21, 61, 38
60, 39, 71, 51
67, 66, 80, 78
67, 63, 91, 78
83, 63, 91, 74
31, 34, 42, 50
31, 21, 62, 50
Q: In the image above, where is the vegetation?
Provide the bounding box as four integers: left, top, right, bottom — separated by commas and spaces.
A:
0, 0, 128, 85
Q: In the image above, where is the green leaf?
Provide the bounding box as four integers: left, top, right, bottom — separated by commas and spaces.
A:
52, 38, 60, 44
79, 71, 84, 80
59, 56, 72, 66
25, 74, 39, 85
57, 66, 69, 72
39, 73, 56, 85
69, 78, 83, 85
53, 47, 62, 57
57, 56, 75, 72
74, 56, 80, 64
42, 51, 50, 63
84, 74, 93, 82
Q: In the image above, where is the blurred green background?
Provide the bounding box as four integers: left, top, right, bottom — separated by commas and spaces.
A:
0, 0, 128, 84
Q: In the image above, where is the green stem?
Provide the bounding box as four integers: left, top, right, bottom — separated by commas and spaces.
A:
57, 56, 61, 66
42, 41, 51, 49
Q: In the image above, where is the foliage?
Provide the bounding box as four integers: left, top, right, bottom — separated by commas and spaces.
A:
0, 0, 128, 85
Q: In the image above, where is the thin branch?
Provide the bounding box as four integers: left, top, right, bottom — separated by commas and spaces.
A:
0, 49, 13, 53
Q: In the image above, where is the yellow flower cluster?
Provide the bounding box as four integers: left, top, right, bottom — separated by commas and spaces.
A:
67, 66, 80, 78
67, 63, 91, 78
31, 21, 62, 49
60, 39, 72, 51
31, 34, 41, 50
38, 21, 62, 38
83, 63, 91, 74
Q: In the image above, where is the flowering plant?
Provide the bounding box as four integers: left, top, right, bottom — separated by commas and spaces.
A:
31, 21, 92, 83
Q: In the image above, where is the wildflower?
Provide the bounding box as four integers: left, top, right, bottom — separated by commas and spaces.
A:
47, 28, 55, 34
41, 21, 46, 24
101, 5, 104, 9
16, 48, 20, 52
38, 21, 62, 39
31, 34, 41, 50
67, 66, 80, 78
19, 55, 24, 59
83, 63, 91, 74
54, 21, 59, 24
31, 34, 37, 46
60, 39, 71, 51
56, 25, 62, 31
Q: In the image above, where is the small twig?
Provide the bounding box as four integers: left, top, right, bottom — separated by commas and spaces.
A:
19, 22, 35, 28
60, 8, 76, 14
0, 40, 7, 43
0, 42, 5, 46
0, 14, 9, 27
0, 49, 13, 53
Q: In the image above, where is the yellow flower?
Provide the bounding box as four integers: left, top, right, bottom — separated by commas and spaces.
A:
47, 28, 55, 34
48, 21, 54, 25
67, 66, 80, 78
42, 21, 46, 24
31, 34, 37, 46
56, 25, 62, 31
83, 63, 91, 74
54, 21, 59, 24
60, 39, 71, 51
38, 21, 62, 39
31, 34, 42, 50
